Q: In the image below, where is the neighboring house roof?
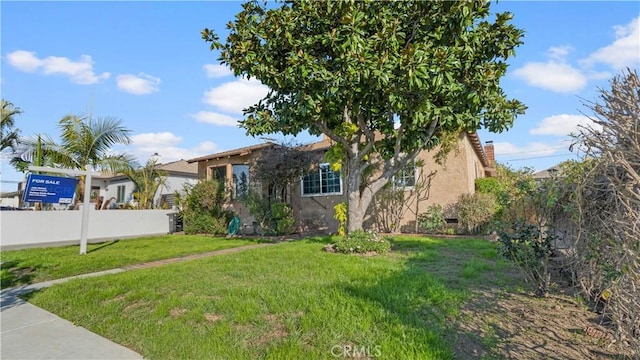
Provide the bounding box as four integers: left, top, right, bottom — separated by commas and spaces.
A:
94, 160, 198, 181
534, 165, 563, 180
187, 142, 275, 163
156, 160, 198, 176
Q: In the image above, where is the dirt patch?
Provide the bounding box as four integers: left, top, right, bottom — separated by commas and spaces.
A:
122, 300, 152, 316
250, 314, 289, 347
101, 294, 126, 305
453, 289, 633, 359
204, 313, 224, 323
170, 308, 188, 318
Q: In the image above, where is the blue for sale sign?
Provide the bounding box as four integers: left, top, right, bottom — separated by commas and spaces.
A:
22, 174, 79, 204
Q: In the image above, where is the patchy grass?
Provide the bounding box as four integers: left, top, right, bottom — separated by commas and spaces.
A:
1, 234, 260, 287
27, 237, 518, 359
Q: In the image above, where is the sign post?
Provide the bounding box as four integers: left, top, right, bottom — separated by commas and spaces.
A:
27, 166, 100, 254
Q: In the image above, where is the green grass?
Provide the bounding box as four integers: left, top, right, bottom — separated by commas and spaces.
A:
26, 237, 524, 359
1, 235, 260, 287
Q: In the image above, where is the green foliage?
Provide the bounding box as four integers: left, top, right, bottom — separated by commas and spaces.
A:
204, 0, 526, 232
456, 193, 496, 234
1, 99, 22, 152
418, 204, 446, 234
475, 177, 502, 195
123, 158, 168, 209
182, 213, 227, 236
178, 180, 229, 235
333, 202, 348, 236
271, 202, 295, 235
497, 223, 554, 296
331, 231, 391, 254
249, 143, 314, 202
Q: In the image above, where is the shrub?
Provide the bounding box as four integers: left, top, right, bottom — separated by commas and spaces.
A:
183, 213, 227, 235
333, 202, 348, 236
331, 230, 391, 255
456, 193, 496, 234
417, 204, 446, 233
497, 223, 554, 296
177, 180, 229, 235
271, 202, 295, 235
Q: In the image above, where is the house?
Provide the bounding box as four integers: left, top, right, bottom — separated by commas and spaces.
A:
187, 133, 495, 233
92, 159, 198, 209
533, 165, 562, 181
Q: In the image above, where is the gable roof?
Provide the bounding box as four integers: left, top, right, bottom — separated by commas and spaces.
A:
156, 159, 197, 174
187, 142, 275, 163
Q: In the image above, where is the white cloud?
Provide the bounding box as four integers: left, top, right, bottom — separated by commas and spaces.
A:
203, 64, 232, 78
190, 111, 239, 127
116, 73, 161, 95
5, 50, 110, 84
584, 16, 640, 70
131, 132, 182, 147
494, 142, 562, 159
530, 114, 603, 136
202, 78, 269, 114
547, 45, 573, 61
129, 132, 218, 163
513, 61, 587, 93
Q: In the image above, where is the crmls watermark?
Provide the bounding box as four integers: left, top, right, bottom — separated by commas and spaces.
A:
330, 344, 382, 358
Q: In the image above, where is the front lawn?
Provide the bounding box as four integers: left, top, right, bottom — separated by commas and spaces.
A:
1, 235, 260, 287
26, 237, 518, 359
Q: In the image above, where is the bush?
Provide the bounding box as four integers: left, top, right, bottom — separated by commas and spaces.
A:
177, 180, 229, 235
456, 193, 496, 234
183, 213, 227, 235
331, 231, 391, 254
271, 202, 295, 235
497, 223, 554, 296
417, 204, 446, 233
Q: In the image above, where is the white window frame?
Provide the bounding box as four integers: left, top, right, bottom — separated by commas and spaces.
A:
301, 163, 343, 197
392, 162, 418, 189
116, 185, 126, 203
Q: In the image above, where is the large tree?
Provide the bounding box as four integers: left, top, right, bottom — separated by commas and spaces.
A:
1, 99, 22, 152
203, 0, 526, 232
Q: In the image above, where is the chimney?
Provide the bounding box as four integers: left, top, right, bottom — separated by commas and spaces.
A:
484, 141, 495, 167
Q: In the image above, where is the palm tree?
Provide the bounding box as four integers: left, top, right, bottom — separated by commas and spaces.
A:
124, 158, 168, 209
1, 99, 22, 152
28, 114, 135, 204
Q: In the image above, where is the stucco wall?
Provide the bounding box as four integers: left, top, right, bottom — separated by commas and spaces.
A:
0, 209, 174, 250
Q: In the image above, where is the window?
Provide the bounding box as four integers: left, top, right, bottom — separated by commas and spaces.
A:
302, 164, 342, 196
116, 185, 126, 203
232, 164, 249, 199
210, 166, 226, 182
393, 163, 417, 188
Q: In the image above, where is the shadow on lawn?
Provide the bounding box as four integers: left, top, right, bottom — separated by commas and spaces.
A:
1, 260, 38, 289
87, 240, 120, 253
337, 238, 622, 359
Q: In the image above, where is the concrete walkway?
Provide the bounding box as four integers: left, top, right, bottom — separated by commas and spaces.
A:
0, 243, 275, 359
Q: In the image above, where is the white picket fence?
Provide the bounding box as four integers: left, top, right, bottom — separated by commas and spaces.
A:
0, 209, 176, 250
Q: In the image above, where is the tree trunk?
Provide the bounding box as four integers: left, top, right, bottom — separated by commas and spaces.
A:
345, 159, 388, 233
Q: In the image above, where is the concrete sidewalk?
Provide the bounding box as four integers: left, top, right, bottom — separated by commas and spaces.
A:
1, 295, 143, 359
0, 242, 276, 359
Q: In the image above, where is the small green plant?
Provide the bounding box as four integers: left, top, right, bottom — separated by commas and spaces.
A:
417, 204, 446, 233
271, 202, 295, 234
331, 230, 391, 254
333, 202, 348, 236
497, 223, 554, 296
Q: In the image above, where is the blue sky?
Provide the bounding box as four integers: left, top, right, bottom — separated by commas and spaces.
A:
1, 1, 639, 192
